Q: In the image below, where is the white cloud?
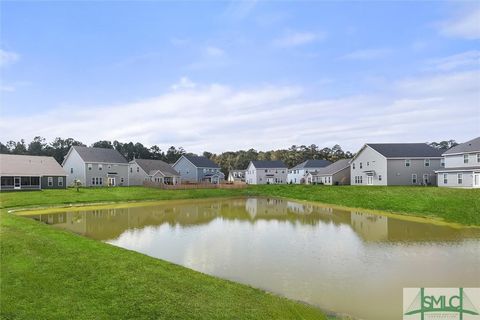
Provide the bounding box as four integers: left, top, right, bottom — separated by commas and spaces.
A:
340, 48, 391, 60
0, 49, 19, 67
170, 77, 197, 90
1, 65, 478, 153
427, 50, 480, 71
204, 46, 225, 57
439, 6, 480, 40
273, 31, 324, 48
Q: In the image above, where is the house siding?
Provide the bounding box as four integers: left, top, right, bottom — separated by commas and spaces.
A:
41, 176, 67, 189
173, 157, 198, 182
63, 149, 86, 186
245, 163, 287, 185
437, 171, 477, 188
85, 163, 129, 187
128, 162, 149, 186
444, 153, 480, 168
350, 146, 388, 186
387, 159, 441, 186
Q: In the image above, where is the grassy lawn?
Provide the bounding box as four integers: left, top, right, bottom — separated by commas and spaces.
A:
0, 209, 326, 319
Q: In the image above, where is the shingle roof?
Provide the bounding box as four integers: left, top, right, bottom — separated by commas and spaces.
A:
311, 159, 350, 176
133, 159, 179, 176
0, 154, 66, 176
250, 160, 287, 169
367, 143, 443, 158
72, 146, 128, 164
183, 155, 219, 168
291, 159, 332, 170
443, 137, 480, 155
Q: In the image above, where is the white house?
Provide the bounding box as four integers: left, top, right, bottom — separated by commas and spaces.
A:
287, 159, 331, 184
245, 160, 287, 184
227, 170, 245, 183
435, 137, 480, 188
350, 143, 443, 186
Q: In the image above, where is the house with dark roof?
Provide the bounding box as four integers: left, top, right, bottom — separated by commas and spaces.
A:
62, 146, 129, 187
287, 159, 332, 184
350, 143, 443, 186
435, 137, 480, 188
305, 159, 351, 185
245, 160, 287, 185
129, 159, 181, 185
172, 155, 224, 183
1, 154, 67, 191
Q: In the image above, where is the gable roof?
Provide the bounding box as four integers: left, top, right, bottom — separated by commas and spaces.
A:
0, 154, 66, 176
183, 155, 219, 168
291, 159, 332, 170
443, 137, 480, 155
311, 159, 350, 176
367, 143, 443, 158
250, 160, 287, 169
133, 159, 179, 176
72, 146, 128, 164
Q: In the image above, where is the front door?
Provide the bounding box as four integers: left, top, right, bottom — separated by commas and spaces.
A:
14, 176, 21, 190
474, 174, 480, 188
108, 177, 116, 186
367, 176, 373, 185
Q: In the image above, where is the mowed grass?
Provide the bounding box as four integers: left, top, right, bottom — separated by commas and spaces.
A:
1, 185, 478, 225
0, 210, 327, 319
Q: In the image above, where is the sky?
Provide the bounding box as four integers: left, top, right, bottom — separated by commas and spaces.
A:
0, 1, 479, 154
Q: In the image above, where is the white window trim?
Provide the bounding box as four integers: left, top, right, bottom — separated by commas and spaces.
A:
411, 174, 417, 184
58, 177, 64, 186
47, 177, 53, 186
405, 159, 411, 167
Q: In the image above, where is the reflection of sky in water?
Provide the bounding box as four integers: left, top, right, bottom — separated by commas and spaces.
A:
27, 197, 480, 320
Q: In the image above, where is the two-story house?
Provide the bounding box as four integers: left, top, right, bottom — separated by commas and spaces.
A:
227, 170, 246, 183
436, 137, 480, 188
62, 146, 129, 187
245, 160, 287, 184
287, 159, 332, 184
129, 158, 181, 185
350, 143, 443, 186
172, 155, 224, 183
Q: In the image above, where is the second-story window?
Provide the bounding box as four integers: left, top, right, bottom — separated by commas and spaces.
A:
477, 154, 480, 163
360, 162, 363, 169
88, 164, 92, 170
464, 154, 469, 164
352, 163, 355, 170
424, 159, 430, 167
70, 168, 73, 174
136, 167, 139, 172
441, 158, 445, 167
98, 164, 103, 171
405, 159, 411, 167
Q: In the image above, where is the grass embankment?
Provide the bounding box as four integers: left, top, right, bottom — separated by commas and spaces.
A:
0, 209, 326, 319
1, 185, 478, 225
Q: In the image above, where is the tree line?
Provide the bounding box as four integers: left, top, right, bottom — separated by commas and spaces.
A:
0, 137, 457, 175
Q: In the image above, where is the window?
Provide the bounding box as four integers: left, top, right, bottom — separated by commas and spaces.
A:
411, 174, 417, 184
31, 177, 40, 186
265, 169, 268, 173
405, 160, 411, 167
120, 178, 124, 184
58, 177, 64, 186
130, 167, 132, 173
443, 173, 448, 184
359, 176, 363, 184
98, 164, 103, 170
88, 164, 92, 170
360, 162, 363, 169
92, 177, 96, 185
99, 177, 103, 185
108, 165, 111, 169
378, 175, 382, 181
48, 177, 53, 186
352, 163, 355, 170
464, 154, 469, 164
136, 167, 139, 172
477, 154, 480, 163
441, 158, 445, 167
70, 168, 73, 174
424, 159, 430, 167
367, 162, 369, 166
203, 168, 207, 173
457, 173, 463, 184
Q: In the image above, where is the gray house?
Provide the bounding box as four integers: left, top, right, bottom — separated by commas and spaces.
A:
436, 137, 480, 188
306, 159, 351, 185
245, 160, 287, 184
129, 158, 181, 185
287, 159, 332, 184
0, 154, 66, 191
172, 155, 224, 183
62, 146, 129, 187
350, 143, 443, 186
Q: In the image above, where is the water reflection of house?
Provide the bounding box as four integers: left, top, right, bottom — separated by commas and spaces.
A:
287, 201, 314, 214
350, 212, 389, 241
245, 198, 288, 219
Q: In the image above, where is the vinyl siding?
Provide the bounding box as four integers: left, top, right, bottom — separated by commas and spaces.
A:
173, 157, 198, 182
350, 146, 388, 186
63, 148, 86, 186
387, 159, 441, 186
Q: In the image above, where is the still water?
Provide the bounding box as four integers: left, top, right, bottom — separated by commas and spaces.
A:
25, 197, 480, 320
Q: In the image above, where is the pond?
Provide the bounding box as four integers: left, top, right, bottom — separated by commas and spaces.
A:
24, 197, 480, 320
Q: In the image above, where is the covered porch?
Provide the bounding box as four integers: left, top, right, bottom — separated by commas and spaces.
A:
0, 176, 41, 191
